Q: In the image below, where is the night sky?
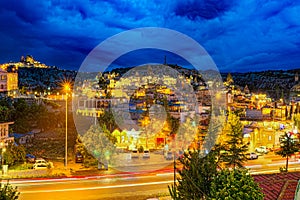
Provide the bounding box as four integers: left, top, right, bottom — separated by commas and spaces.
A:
0, 0, 300, 72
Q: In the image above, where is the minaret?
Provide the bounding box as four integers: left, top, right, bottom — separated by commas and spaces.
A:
295, 72, 299, 83
164, 56, 167, 65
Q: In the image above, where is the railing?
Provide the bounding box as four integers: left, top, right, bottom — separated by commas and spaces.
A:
294, 179, 300, 200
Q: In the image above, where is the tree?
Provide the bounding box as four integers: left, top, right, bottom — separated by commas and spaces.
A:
222, 112, 248, 169
168, 150, 218, 199
81, 125, 117, 167
0, 181, 20, 200
3, 143, 26, 166
293, 113, 300, 130
0, 106, 13, 123
97, 72, 108, 90
275, 132, 299, 172
176, 117, 198, 150
210, 169, 264, 200
98, 110, 118, 133
12, 99, 31, 133
226, 73, 234, 85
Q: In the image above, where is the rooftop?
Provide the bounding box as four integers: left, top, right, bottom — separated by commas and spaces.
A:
253, 172, 300, 200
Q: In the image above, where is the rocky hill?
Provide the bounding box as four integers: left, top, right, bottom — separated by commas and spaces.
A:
222, 69, 300, 100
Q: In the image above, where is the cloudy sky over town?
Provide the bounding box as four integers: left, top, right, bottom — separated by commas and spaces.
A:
0, 0, 300, 72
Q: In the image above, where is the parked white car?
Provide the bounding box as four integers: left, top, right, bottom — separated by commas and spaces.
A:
255, 146, 269, 154
165, 151, 173, 160
246, 152, 259, 160
143, 150, 150, 158
131, 150, 139, 159
33, 158, 53, 169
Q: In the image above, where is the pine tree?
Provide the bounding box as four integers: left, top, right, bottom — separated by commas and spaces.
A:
210, 169, 264, 200
168, 150, 218, 200
222, 112, 248, 169
226, 73, 234, 85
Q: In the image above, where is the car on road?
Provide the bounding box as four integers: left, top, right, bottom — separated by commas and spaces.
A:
165, 151, 173, 160
246, 152, 258, 160
255, 146, 269, 154
143, 150, 150, 158
75, 152, 84, 163
131, 150, 139, 159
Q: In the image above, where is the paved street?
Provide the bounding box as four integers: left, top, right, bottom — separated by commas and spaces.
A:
246, 152, 300, 174
11, 172, 174, 200
4, 152, 299, 200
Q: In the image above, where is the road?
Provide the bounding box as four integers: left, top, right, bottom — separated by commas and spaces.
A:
7, 152, 300, 200
11, 172, 174, 200
246, 151, 300, 174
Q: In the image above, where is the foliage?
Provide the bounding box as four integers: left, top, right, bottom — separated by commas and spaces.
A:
293, 114, 300, 130
9, 163, 33, 170
81, 125, 117, 164
97, 72, 108, 90
176, 117, 198, 150
275, 132, 299, 172
210, 169, 264, 200
75, 136, 85, 155
3, 143, 26, 166
222, 112, 248, 169
0, 181, 20, 200
0, 106, 13, 123
279, 166, 287, 173
75, 136, 97, 168
226, 73, 234, 85
98, 110, 118, 133
168, 147, 265, 200
168, 150, 218, 199
43, 99, 61, 109
0, 98, 63, 133
138, 146, 144, 153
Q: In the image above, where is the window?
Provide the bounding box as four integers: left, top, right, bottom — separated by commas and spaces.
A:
1, 75, 6, 80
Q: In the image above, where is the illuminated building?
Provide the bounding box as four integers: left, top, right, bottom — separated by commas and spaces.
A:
0, 68, 18, 94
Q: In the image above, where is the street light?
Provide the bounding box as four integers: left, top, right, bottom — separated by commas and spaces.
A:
140, 116, 150, 149
63, 83, 71, 168
2, 148, 5, 166
0, 142, 6, 175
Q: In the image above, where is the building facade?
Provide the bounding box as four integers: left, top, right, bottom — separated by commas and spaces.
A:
0, 122, 14, 144
0, 68, 18, 93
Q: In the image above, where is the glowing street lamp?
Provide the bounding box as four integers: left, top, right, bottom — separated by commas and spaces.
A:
2, 148, 5, 166
141, 116, 150, 148
63, 82, 71, 168
0, 142, 6, 175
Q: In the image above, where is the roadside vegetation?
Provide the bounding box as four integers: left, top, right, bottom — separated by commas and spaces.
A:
168, 112, 264, 199
0, 181, 19, 200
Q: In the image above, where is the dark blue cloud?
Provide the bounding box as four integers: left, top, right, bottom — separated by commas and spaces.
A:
0, 0, 299, 72
174, 0, 235, 20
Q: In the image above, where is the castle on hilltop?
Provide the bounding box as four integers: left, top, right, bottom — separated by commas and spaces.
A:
0, 55, 51, 71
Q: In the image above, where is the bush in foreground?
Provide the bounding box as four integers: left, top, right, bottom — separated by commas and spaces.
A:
0, 181, 20, 200
210, 169, 264, 200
